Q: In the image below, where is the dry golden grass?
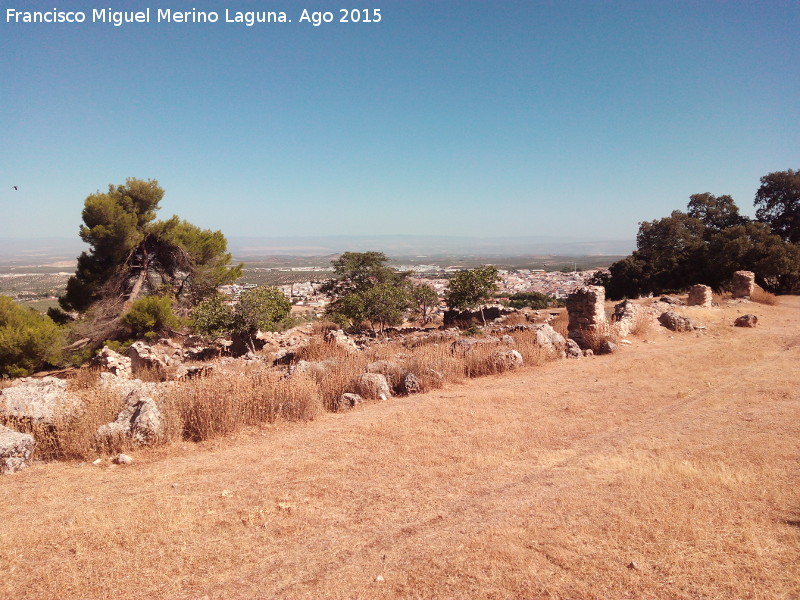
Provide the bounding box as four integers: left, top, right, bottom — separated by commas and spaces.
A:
2, 298, 799, 599
581, 319, 620, 352
751, 286, 778, 305
550, 309, 569, 338
628, 307, 655, 337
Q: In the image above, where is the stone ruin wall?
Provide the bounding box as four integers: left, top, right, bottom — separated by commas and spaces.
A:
566, 286, 605, 348
687, 284, 713, 307
732, 271, 755, 298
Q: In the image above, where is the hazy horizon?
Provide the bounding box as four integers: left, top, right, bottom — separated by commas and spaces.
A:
0, 234, 635, 261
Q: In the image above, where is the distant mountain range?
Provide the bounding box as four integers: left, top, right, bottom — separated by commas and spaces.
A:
0, 235, 635, 263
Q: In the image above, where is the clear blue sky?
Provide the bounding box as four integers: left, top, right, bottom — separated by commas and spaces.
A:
1, 0, 798, 243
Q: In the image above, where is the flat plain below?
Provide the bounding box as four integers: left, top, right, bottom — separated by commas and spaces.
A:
2, 298, 799, 599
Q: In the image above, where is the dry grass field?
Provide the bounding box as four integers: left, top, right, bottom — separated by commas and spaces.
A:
2, 298, 799, 599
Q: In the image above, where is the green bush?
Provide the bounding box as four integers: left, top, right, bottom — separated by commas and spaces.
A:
0, 296, 63, 377
121, 295, 181, 340
234, 287, 292, 333
506, 292, 558, 309
190, 294, 235, 338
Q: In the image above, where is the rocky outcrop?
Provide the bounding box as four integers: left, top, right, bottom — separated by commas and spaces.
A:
334, 393, 363, 411
127, 341, 170, 375
0, 377, 83, 425
611, 299, 639, 337
567, 286, 606, 349
0, 425, 35, 474
734, 314, 758, 328
355, 373, 391, 400
400, 372, 422, 394
532, 323, 566, 356
324, 329, 359, 352
96, 389, 164, 446
92, 347, 133, 378
492, 349, 524, 370
732, 271, 755, 299
564, 338, 582, 358
687, 284, 713, 307
658, 311, 696, 332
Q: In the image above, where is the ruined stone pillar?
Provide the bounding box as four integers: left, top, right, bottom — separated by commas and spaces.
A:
687, 284, 713, 307
732, 271, 755, 299
566, 286, 605, 348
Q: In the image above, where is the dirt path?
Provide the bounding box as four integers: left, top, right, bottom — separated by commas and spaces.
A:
2, 299, 799, 599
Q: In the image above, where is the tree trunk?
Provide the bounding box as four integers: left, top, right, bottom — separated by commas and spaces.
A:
123, 250, 149, 310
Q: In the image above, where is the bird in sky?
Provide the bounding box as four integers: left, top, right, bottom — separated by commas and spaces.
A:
12, 186, 18, 190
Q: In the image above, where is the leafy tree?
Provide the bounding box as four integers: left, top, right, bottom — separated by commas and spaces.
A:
687, 193, 744, 232
755, 169, 800, 243
409, 282, 439, 324
706, 221, 800, 293
60, 178, 242, 313
360, 282, 410, 331
322, 251, 412, 331
602, 179, 800, 298
234, 286, 292, 338
121, 295, 181, 340
320, 251, 400, 298
0, 296, 63, 377
444, 265, 500, 325
190, 294, 235, 339
634, 211, 707, 293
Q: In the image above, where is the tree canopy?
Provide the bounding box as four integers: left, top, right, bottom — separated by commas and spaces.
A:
60, 178, 242, 313
755, 169, 800, 244
321, 251, 414, 331
597, 174, 800, 299
0, 296, 63, 377
444, 265, 500, 324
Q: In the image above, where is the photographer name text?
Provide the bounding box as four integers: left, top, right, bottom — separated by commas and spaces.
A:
5, 7, 382, 27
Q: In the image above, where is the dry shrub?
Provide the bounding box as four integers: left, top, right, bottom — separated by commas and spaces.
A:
628, 309, 655, 337
298, 352, 369, 411
311, 320, 339, 335
67, 367, 101, 391
501, 311, 533, 326
712, 290, 731, 304
401, 342, 463, 391
295, 336, 352, 362
2, 383, 125, 461
509, 330, 556, 366
750, 287, 777, 305
162, 370, 323, 442
581, 320, 620, 353
550, 311, 569, 338
461, 343, 516, 378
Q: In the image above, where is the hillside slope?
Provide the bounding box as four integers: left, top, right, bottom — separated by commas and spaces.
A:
2, 298, 799, 599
